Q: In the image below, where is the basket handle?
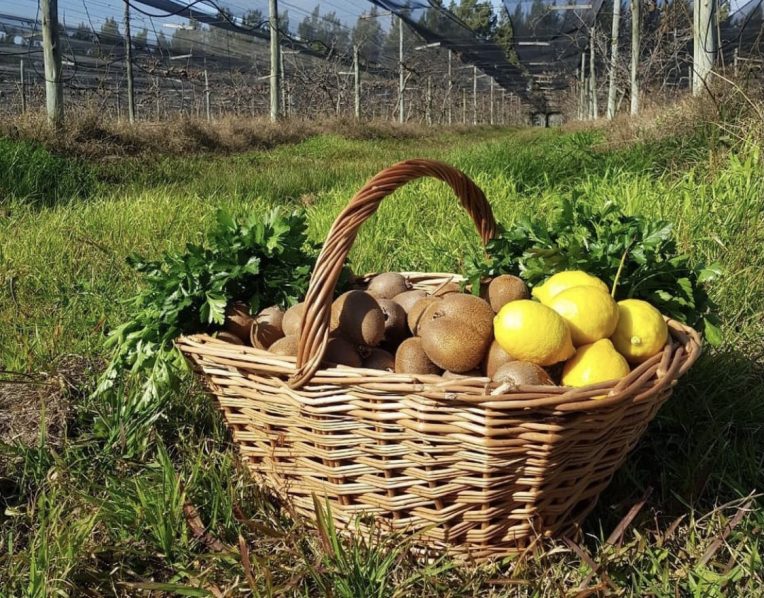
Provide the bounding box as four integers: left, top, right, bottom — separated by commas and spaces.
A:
289, 159, 497, 389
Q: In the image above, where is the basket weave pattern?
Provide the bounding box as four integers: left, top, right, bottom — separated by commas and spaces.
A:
177, 160, 701, 559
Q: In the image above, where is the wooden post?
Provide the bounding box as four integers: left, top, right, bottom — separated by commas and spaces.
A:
398, 16, 405, 123
426, 75, 432, 125
472, 66, 478, 125
733, 47, 739, 76
155, 75, 160, 120
19, 59, 26, 114
630, 0, 640, 115
462, 88, 466, 124
269, 0, 280, 121
41, 0, 63, 126
447, 49, 453, 125
204, 69, 211, 122
501, 88, 505, 124
607, 0, 622, 119
579, 52, 586, 119
489, 78, 494, 125
589, 25, 598, 119
353, 44, 360, 120
693, 0, 716, 95
124, 0, 135, 123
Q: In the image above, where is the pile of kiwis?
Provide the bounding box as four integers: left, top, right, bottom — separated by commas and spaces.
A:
217, 272, 557, 388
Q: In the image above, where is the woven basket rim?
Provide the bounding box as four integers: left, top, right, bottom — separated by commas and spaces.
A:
176, 269, 702, 413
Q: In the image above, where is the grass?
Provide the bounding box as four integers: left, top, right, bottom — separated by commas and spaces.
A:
1, 119, 763, 596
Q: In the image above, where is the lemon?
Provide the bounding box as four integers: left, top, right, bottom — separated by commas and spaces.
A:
610, 299, 669, 363
494, 300, 575, 366
532, 271, 610, 305
562, 339, 630, 388
548, 285, 619, 346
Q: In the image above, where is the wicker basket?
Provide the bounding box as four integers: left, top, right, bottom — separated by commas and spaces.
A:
177, 159, 701, 560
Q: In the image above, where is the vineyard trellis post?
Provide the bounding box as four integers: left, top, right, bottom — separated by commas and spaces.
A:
473, 66, 477, 125
269, 0, 281, 121
426, 75, 432, 125
607, 0, 622, 119
204, 69, 211, 122
579, 52, 586, 119
19, 59, 26, 114
41, 0, 63, 126
447, 49, 453, 125
589, 25, 598, 118
398, 16, 405, 123
489, 78, 494, 125
693, 0, 717, 95
124, 0, 135, 124
353, 45, 360, 120
631, 0, 640, 115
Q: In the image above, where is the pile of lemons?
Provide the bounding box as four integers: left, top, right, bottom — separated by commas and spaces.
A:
493, 271, 669, 389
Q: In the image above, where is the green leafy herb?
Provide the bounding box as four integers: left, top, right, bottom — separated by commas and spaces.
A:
96, 208, 320, 405
466, 196, 721, 344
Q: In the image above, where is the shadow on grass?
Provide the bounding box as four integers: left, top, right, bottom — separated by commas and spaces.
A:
587, 348, 764, 533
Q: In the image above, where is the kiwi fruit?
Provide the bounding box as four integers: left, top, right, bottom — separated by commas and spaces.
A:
250, 306, 285, 349
215, 331, 244, 345
362, 348, 395, 371
419, 317, 492, 373
269, 335, 299, 357
483, 340, 515, 378
395, 337, 442, 375
224, 301, 254, 341
282, 302, 307, 337
330, 291, 385, 346
419, 293, 494, 339
442, 369, 482, 379
407, 296, 441, 335
492, 361, 554, 387
367, 272, 410, 299
391, 289, 427, 313
487, 275, 529, 312
377, 298, 408, 344
323, 337, 362, 368
431, 281, 461, 296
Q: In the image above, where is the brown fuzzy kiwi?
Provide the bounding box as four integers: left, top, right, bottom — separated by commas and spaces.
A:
269, 335, 299, 357
419, 293, 494, 339
492, 361, 554, 387
282, 302, 306, 337
330, 291, 385, 346
395, 337, 442, 375
250, 306, 285, 349
322, 337, 362, 368
224, 301, 254, 341
483, 339, 515, 378
419, 317, 492, 373
431, 281, 461, 296
214, 331, 244, 345
362, 348, 395, 371
377, 298, 408, 345
391, 289, 427, 314
442, 369, 482, 379
366, 272, 410, 299
487, 275, 530, 312
407, 296, 441, 335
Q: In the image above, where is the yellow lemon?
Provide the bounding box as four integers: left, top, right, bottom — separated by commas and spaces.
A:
562, 339, 630, 388
548, 285, 619, 346
531, 271, 610, 305
494, 300, 575, 366
610, 299, 669, 364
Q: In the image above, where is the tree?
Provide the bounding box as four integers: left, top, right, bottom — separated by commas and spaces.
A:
71, 22, 92, 42
134, 28, 148, 50
99, 17, 123, 47
352, 6, 385, 64
452, 0, 497, 39
493, 9, 516, 61
242, 9, 265, 30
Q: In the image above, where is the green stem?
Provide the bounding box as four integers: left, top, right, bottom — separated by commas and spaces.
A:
611, 242, 631, 298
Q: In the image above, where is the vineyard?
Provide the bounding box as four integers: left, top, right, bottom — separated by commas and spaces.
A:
1, 1, 764, 596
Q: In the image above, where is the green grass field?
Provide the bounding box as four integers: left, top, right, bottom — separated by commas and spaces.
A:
1, 121, 762, 596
